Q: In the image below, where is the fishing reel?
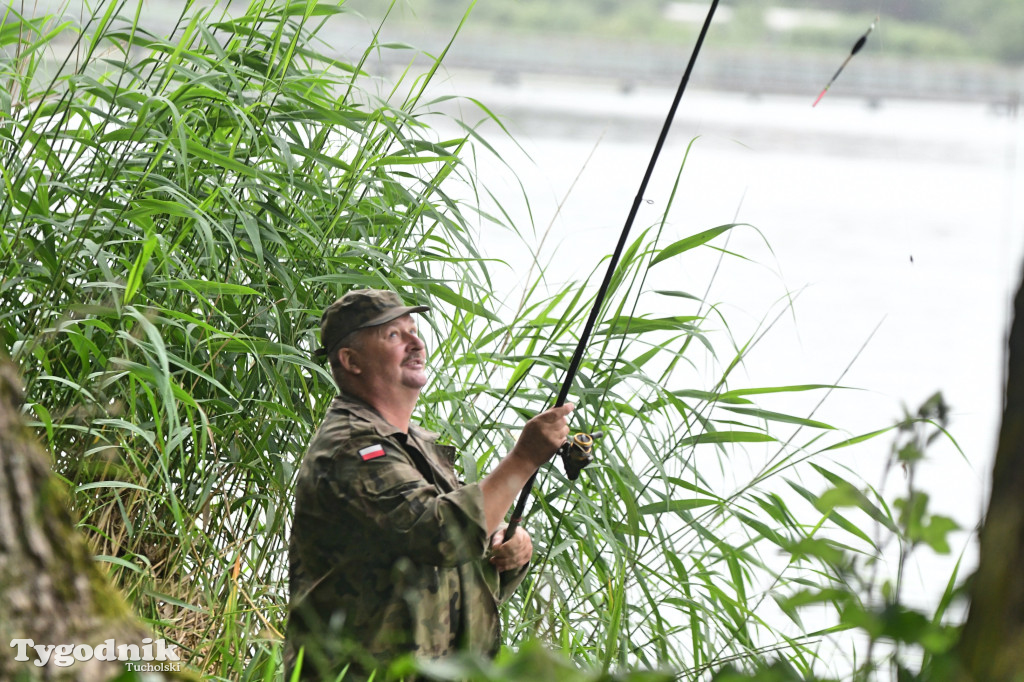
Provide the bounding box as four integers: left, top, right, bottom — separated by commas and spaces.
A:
559, 430, 603, 481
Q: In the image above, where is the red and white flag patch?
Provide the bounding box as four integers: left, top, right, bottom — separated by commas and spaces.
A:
358, 444, 386, 461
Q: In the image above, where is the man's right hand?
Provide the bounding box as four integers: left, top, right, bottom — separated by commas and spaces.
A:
509, 403, 574, 469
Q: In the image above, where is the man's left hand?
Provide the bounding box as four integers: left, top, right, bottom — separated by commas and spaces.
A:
489, 525, 532, 572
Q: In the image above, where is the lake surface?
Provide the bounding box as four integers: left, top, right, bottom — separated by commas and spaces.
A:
429, 73, 1024, 610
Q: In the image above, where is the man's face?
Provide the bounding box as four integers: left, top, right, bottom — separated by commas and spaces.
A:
355, 314, 428, 392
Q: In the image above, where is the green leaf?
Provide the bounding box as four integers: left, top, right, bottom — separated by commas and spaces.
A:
598, 315, 700, 336
678, 431, 777, 447
425, 282, 500, 322
809, 465, 898, 530
653, 289, 701, 301
776, 587, 852, 613
719, 384, 840, 401
785, 537, 846, 565
921, 515, 959, 554
819, 426, 895, 451
650, 224, 737, 265
123, 234, 157, 304
75, 481, 151, 494
638, 498, 719, 515
142, 589, 207, 612
506, 357, 534, 391
720, 405, 835, 429
93, 555, 147, 575
372, 154, 458, 166
274, 0, 347, 17
151, 279, 263, 296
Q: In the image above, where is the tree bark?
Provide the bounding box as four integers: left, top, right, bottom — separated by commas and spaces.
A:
0, 360, 186, 680
955, 270, 1024, 681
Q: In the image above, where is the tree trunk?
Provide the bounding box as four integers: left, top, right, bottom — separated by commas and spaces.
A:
0, 360, 185, 680
955, 270, 1024, 681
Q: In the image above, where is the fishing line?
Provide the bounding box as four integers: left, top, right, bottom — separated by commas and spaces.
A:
503, 0, 721, 542
513, 144, 708, 629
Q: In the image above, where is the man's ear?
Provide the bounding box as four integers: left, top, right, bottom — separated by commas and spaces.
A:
337, 347, 361, 375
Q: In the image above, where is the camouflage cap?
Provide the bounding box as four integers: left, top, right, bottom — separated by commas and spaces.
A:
314, 289, 429, 360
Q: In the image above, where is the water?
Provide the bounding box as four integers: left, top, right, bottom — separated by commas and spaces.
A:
429, 73, 1024, 611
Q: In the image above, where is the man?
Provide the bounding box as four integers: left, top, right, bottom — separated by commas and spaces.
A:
285, 289, 573, 680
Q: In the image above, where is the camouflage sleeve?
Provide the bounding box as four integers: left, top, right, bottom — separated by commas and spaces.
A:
323, 436, 488, 567
497, 563, 530, 603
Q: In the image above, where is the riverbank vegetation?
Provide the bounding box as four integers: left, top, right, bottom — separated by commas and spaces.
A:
0, 0, 991, 680
354, 0, 1023, 64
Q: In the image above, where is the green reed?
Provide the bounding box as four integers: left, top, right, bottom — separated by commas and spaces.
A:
0, 1, 962, 680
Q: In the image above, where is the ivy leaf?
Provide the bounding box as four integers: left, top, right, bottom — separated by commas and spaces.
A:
920, 515, 959, 554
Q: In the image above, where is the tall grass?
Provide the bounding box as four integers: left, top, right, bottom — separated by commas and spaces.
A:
1, 0, 962, 680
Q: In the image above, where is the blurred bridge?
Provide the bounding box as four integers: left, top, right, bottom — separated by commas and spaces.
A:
349, 28, 1023, 111
17, 1, 1024, 112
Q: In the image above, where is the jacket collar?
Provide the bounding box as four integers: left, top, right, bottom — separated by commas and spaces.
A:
330, 391, 439, 443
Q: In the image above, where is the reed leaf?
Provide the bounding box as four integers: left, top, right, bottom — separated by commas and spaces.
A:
1, 1, 951, 680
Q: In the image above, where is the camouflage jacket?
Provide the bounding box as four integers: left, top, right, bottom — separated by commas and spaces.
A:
285, 392, 528, 680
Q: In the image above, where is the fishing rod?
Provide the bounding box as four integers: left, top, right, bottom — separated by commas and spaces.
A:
503, 0, 721, 543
